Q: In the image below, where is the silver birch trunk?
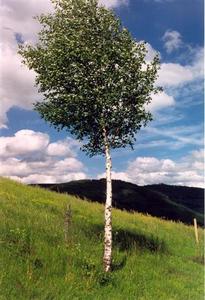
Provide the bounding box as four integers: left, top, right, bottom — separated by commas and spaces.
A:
103, 129, 112, 272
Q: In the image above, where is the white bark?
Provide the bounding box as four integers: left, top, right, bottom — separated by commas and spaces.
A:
103, 129, 112, 272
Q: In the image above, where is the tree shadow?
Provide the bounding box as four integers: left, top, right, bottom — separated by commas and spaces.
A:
191, 254, 204, 265
112, 228, 167, 253
111, 255, 127, 271
85, 224, 167, 253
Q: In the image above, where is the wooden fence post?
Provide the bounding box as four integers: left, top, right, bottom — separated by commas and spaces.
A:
193, 218, 199, 244
64, 204, 72, 243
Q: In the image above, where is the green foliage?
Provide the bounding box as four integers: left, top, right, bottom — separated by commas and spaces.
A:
0, 178, 204, 299
19, 0, 161, 156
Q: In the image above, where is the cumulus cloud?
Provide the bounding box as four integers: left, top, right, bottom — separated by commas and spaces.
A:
0, 34, 40, 128
188, 47, 204, 80
0, 130, 87, 183
98, 150, 204, 188
147, 91, 175, 112
160, 46, 203, 87
144, 42, 160, 62
143, 41, 203, 115
0, 0, 129, 129
138, 42, 174, 113
158, 63, 193, 86
98, 0, 129, 8
1, 0, 52, 43
46, 139, 80, 157
0, 0, 52, 128
0, 130, 49, 158
162, 30, 182, 53
0, 0, 203, 128
158, 32, 204, 87
140, 42, 203, 113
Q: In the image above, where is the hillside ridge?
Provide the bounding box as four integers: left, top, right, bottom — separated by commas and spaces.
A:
34, 179, 204, 226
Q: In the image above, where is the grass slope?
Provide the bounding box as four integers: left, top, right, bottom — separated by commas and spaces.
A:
37, 179, 204, 226
0, 178, 204, 300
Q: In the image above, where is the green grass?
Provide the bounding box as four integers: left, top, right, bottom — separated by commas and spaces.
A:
0, 178, 204, 300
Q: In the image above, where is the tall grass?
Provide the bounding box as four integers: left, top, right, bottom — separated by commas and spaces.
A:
0, 178, 204, 299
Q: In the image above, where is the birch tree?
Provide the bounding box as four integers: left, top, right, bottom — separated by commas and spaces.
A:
19, 0, 161, 272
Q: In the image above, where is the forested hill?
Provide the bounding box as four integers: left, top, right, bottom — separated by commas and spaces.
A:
34, 179, 204, 226
146, 184, 204, 214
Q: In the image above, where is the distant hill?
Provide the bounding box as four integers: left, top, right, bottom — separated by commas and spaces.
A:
34, 179, 204, 226
146, 184, 204, 214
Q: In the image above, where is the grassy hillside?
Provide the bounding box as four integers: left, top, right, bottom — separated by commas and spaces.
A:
37, 179, 204, 226
0, 178, 204, 300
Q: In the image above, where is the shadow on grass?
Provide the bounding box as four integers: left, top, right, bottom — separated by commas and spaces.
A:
191, 254, 204, 265
84, 224, 167, 253
113, 228, 167, 253
111, 255, 127, 271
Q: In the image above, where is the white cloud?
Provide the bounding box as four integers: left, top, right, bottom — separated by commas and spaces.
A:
158, 63, 193, 86
188, 47, 204, 80
0, 0, 203, 128
99, 150, 204, 188
22, 172, 86, 184
46, 138, 81, 157
141, 42, 203, 113
157, 46, 204, 87
47, 140, 77, 157
0, 0, 129, 129
98, 0, 129, 8
162, 30, 182, 53
153, 0, 175, 3
98, 171, 130, 182
137, 41, 160, 66
1, 0, 52, 44
138, 42, 174, 113
0, 130, 87, 183
0, 130, 49, 158
144, 42, 160, 62
0, 19, 35, 128
0, 37, 40, 128
141, 124, 204, 151
147, 91, 175, 112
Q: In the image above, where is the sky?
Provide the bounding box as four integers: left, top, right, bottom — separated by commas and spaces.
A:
0, 0, 204, 187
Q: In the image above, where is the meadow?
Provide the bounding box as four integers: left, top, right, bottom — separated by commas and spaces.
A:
0, 178, 204, 300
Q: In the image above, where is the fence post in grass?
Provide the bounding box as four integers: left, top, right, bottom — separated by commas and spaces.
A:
193, 218, 199, 244
64, 204, 72, 243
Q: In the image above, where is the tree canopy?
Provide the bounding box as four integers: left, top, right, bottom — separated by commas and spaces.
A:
19, 0, 161, 156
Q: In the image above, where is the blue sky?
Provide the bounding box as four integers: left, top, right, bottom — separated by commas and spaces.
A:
0, 0, 204, 187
